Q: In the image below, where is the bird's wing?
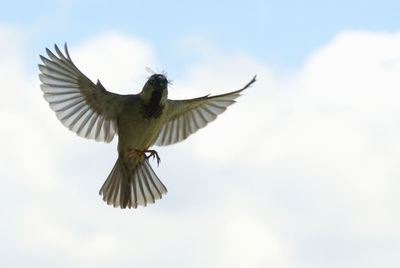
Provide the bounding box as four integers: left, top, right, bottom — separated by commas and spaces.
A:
39, 44, 126, 143
155, 76, 256, 146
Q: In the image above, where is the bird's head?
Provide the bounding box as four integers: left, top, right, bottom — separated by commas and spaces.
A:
140, 73, 169, 106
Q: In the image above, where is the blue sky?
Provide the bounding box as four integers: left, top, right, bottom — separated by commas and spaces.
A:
4, 0, 400, 73
1, 1, 400, 268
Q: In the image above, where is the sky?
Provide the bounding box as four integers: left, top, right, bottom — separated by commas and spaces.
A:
1, 0, 400, 267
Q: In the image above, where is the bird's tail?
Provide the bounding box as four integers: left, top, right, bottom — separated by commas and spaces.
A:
99, 157, 167, 209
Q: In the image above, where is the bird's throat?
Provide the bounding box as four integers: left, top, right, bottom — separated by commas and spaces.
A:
142, 89, 164, 118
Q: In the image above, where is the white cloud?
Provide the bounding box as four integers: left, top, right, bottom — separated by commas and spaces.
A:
68, 32, 157, 93
1, 26, 400, 268
172, 30, 400, 267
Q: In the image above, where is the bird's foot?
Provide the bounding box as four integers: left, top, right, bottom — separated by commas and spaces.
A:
128, 149, 161, 166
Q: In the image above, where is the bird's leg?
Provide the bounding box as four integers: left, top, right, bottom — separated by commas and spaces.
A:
127, 149, 161, 166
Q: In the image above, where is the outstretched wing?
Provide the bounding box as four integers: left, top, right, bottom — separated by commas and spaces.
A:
155, 76, 256, 146
39, 44, 126, 143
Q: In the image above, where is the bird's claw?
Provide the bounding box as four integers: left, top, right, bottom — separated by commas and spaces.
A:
129, 149, 161, 166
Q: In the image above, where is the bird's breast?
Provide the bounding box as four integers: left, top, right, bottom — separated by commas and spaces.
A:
117, 99, 165, 156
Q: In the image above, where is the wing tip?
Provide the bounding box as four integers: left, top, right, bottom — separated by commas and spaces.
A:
242, 75, 257, 91
64, 42, 71, 60
39, 54, 47, 63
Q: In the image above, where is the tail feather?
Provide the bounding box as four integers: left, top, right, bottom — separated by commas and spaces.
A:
99, 158, 167, 209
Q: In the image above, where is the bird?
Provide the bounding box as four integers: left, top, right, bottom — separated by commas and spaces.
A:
38, 43, 256, 209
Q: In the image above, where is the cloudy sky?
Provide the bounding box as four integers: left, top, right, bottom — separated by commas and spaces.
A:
1, 0, 400, 267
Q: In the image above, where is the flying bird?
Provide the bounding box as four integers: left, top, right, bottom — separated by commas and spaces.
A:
38, 44, 256, 209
